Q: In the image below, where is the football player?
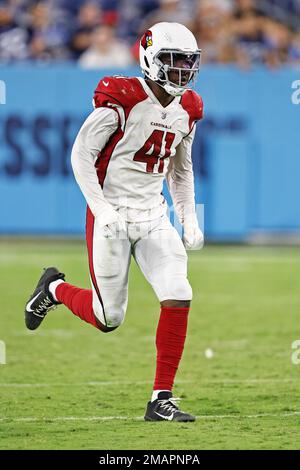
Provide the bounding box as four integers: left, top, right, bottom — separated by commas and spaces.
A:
24, 22, 204, 422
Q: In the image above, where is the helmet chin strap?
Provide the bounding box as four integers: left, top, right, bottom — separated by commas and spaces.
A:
144, 73, 186, 97
163, 83, 185, 97
154, 78, 186, 97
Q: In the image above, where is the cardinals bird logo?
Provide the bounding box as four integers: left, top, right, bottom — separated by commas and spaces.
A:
141, 30, 153, 50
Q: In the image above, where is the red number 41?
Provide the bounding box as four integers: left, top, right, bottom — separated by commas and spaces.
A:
133, 130, 175, 173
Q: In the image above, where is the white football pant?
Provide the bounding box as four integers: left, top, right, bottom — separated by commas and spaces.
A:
87, 214, 192, 329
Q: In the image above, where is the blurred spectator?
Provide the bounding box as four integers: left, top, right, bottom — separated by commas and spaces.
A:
117, 0, 160, 43
0, 0, 299, 68
259, 0, 300, 30
194, 0, 237, 64
289, 31, 300, 64
233, 9, 268, 66
142, 0, 195, 31
0, 3, 29, 61
26, 1, 70, 60
264, 19, 292, 68
78, 24, 133, 68
235, 0, 262, 15
101, 0, 119, 26
69, 1, 102, 59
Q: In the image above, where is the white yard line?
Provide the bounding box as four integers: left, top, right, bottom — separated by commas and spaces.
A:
189, 256, 300, 264
1, 411, 300, 423
196, 411, 300, 420
0, 377, 299, 388
0, 380, 190, 388
0, 416, 141, 422
208, 378, 300, 384
1, 252, 300, 264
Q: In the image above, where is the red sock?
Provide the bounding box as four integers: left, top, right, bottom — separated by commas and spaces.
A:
153, 306, 190, 391
56, 282, 100, 330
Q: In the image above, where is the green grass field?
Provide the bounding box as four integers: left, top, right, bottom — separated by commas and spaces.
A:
1, 240, 300, 450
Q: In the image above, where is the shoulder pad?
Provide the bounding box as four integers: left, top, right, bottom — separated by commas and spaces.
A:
93, 76, 148, 118
181, 90, 204, 130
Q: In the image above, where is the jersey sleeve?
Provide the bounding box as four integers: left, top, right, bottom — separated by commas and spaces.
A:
166, 126, 197, 225
71, 107, 120, 224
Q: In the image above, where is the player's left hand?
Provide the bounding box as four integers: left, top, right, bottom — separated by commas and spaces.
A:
183, 214, 204, 250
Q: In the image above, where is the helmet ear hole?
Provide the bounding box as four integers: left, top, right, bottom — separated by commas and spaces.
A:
144, 56, 149, 68
158, 69, 164, 80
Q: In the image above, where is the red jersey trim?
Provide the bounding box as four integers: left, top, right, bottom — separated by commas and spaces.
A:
86, 206, 107, 327
95, 123, 124, 188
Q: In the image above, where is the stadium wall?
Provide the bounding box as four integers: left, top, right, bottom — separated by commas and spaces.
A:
0, 65, 299, 241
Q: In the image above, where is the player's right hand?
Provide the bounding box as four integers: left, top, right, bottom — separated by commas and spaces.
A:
104, 215, 127, 239
95, 211, 127, 239
95, 208, 126, 230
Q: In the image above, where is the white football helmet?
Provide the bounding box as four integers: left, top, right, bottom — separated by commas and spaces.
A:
139, 22, 201, 97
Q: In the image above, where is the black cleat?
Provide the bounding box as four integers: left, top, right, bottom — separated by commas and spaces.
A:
144, 391, 196, 422
25, 267, 65, 330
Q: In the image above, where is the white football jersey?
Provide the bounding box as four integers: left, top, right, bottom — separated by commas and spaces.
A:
71, 76, 203, 224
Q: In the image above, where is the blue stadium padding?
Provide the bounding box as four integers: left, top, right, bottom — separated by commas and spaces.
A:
0, 65, 299, 239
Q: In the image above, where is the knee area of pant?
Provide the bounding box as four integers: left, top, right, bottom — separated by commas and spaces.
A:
104, 307, 126, 330
93, 303, 125, 331
159, 277, 193, 301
